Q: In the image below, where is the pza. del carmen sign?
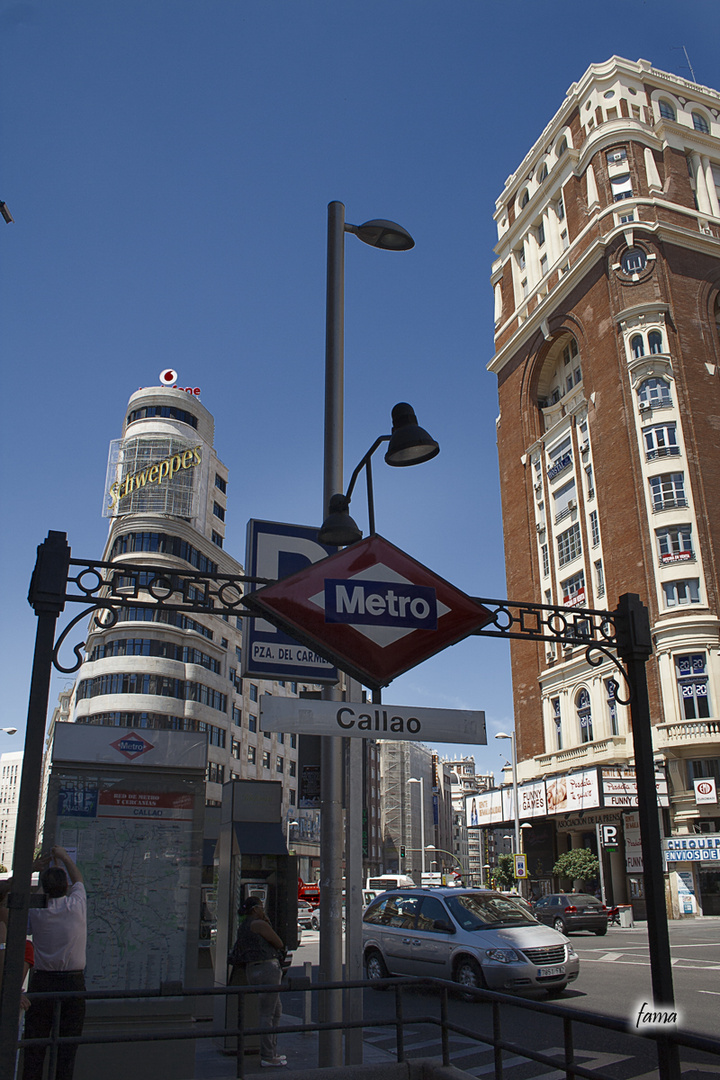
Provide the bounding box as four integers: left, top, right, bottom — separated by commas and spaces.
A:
241, 534, 493, 690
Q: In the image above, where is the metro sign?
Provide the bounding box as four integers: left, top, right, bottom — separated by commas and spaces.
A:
241, 534, 493, 689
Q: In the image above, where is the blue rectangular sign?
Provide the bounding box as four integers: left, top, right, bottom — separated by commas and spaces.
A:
324, 579, 438, 629
243, 520, 338, 683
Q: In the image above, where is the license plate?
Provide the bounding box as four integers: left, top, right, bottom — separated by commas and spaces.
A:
538, 965, 565, 978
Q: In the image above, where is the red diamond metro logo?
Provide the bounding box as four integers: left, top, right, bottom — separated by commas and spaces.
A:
241, 535, 493, 690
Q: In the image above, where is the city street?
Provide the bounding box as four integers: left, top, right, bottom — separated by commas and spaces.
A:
287, 921, 720, 1078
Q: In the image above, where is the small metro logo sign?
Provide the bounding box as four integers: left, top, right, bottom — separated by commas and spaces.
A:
110, 732, 155, 760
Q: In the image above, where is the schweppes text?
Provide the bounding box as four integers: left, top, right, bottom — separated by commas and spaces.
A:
108, 446, 201, 508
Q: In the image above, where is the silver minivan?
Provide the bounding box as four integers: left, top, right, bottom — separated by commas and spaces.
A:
362, 888, 579, 997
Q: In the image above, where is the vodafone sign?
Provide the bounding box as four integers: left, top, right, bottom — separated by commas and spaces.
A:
241, 534, 493, 689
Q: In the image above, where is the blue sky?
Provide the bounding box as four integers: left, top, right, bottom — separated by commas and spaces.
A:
1, 1, 716, 777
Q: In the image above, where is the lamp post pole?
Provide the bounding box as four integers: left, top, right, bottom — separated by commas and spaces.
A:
408, 777, 425, 877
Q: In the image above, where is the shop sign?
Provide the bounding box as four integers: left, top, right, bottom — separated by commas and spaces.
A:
563, 587, 586, 609
602, 766, 669, 808
694, 778, 717, 804
664, 835, 720, 862
518, 780, 547, 818
548, 453, 572, 480
466, 789, 502, 828
546, 767, 599, 814
624, 810, 643, 872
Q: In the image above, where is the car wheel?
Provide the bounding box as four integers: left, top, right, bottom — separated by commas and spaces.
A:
311, 916, 320, 931
365, 950, 390, 989
545, 984, 568, 999
454, 956, 485, 1000
594, 926, 607, 936
553, 917, 566, 933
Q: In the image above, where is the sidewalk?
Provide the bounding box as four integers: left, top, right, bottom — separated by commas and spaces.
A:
194, 1012, 396, 1078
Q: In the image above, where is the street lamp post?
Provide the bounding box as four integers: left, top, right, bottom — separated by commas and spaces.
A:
321, 201, 414, 1066
408, 777, 425, 877
495, 731, 520, 856
425, 844, 467, 880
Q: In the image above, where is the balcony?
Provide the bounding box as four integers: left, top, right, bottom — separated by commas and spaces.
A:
654, 718, 720, 749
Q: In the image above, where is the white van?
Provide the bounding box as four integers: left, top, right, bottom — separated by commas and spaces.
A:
365, 874, 416, 893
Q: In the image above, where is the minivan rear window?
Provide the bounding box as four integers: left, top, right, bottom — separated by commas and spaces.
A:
446, 893, 536, 930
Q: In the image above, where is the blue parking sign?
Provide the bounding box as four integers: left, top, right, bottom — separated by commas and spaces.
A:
243, 520, 338, 683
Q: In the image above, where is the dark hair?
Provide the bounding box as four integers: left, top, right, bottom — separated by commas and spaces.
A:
240, 896, 262, 917
41, 867, 69, 899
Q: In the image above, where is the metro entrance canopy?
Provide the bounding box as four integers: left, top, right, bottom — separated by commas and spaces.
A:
240, 533, 493, 690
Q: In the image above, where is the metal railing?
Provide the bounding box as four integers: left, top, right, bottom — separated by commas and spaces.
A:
14, 974, 720, 1080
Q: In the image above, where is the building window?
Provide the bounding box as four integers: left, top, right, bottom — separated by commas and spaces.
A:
276, 756, 284, 773
247, 745, 256, 764
589, 510, 600, 547
594, 559, 605, 597
521, 278, 529, 298
644, 422, 679, 459
663, 579, 700, 607
621, 248, 646, 273
631, 334, 645, 358
553, 479, 577, 524
520, 189, 529, 208
658, 100, 676, 121
537, 163, 548, 184
249, 684, 258, 702
540, 254, 548, 277
213, 502, 225, 522
289, 789, 296, 805
290, 734, 297, 749
562, 570, 585, 607
656, 525, 693, 564
577, 688, 593, 743
289, 761, 296, 777
612, 174, 634, 201
619, 211, 635, 224
648, 330, 663, 354
537, 222, 546, 246
650, 472, 686, 511
692, 111, 710, 134
585, 464, 594, 499
606, 679, 619, 736
552, 697, 562, 750
207, 762, 225, 784
248, 714, 257, 732
607, 148, 627, 165
638, 377, 672, 409
557, 137, 568, 158
557, 523, 582, 567
262, 751, 271, 769
232, 705, 242, 725
676, 654, 711, 719
517, 248, 526, 271
541, 543, 550, 577
688, 758, 720, 785
215, 474, 227, 494
561, 229, 569, 250
211, 530, 224, 548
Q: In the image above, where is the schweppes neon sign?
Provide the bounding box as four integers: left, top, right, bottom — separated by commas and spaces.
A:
108, 445, 202, 509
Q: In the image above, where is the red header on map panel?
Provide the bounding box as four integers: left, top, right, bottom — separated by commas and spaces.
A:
241, 534, 493, 689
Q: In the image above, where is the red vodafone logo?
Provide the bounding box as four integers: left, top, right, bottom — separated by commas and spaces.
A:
156, 369, 201, 395
241, 534, 493, 690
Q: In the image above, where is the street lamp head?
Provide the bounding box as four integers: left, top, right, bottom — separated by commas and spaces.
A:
351, 218, 414, 251
318, 493, 363, 546
494, 731, 512, 740
520, 822, 532, 830
2, 728, 17, 735
384, 403, 439, 467
408, 777, 421, 784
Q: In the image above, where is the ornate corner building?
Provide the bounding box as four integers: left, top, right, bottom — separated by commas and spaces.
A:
488, 57, 720, 915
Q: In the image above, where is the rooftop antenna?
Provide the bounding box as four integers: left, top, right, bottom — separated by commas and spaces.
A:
673, 45, 697, 83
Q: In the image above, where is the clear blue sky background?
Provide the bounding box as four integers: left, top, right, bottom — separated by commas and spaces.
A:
1, 1, 716, 778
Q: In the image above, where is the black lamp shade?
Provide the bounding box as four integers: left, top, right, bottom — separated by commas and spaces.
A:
318, 494, 363, 546
354, 219, 415, 251
384, 403, 440, 467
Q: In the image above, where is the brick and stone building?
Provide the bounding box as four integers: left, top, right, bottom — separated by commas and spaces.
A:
487, 57, 720, 915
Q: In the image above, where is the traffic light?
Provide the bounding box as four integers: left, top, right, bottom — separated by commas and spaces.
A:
400, 846, 406, 858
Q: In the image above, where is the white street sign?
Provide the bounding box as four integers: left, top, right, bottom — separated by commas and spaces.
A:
260, 696, 486, 744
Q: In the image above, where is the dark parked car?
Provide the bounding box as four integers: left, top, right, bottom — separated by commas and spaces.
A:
533, 893, 608, 935
362, 888, 579, 997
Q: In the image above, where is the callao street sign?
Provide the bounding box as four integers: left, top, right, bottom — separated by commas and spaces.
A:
241, 534, 493, 690
260, 695, 486, 743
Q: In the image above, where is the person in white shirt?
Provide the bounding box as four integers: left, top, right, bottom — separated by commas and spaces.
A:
22, 846, 87, 1080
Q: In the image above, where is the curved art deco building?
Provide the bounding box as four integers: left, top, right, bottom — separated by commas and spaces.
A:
488, 57, 720, 914
70, 384, 305, 811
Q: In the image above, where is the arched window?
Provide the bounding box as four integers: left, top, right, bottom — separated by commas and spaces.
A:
538, 163, 548, 184
648, 330, 663, 354
638, 377, 672, 408
692, 111, 710, 134
658, 100, 676, 121
557, 136, 568, 158
576, 689, 593, 743
631, 334, 645, 358
520, 189, 530, 208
